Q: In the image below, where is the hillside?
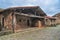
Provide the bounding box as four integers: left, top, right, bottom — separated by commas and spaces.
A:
53, 13, 60, 18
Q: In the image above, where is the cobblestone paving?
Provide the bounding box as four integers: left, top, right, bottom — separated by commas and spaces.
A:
0, 25, 60, 40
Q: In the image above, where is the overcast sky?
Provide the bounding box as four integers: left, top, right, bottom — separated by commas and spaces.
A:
0, 0, 60, 16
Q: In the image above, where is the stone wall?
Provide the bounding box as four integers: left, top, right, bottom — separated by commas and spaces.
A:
15, 15, 30, 30
4, 12, 12, 30
56, 18, 60, 24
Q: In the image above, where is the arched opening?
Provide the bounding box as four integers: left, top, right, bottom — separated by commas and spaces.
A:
31, 18, 44, 28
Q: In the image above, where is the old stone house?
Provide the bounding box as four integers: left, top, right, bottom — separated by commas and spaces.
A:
53, 13, 60, 24
45, 16, 56, 26
0, 6, 47, 32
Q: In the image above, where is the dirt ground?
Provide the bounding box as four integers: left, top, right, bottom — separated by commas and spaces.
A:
0, 25, 60, 40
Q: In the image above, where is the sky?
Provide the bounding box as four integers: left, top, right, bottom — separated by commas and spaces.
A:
0, 0, 60, 16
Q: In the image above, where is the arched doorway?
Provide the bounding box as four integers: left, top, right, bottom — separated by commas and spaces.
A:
32, 18, 43, 28
34, 20, 42, 28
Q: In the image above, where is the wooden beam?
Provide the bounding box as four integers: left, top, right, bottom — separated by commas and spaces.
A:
15, 13, 44, 18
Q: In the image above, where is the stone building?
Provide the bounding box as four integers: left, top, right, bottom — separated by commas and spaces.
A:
53, 13, 60, 24
45, 16, 56, 26
0, 6, 47, 32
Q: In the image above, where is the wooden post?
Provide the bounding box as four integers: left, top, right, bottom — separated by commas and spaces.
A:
51, 19, 52, 26
29, 18, 31, 27
32, 9, 36, 15
54, 19, 56, 26
35, 11, 36, 15
12, 12, 15, 33
44, 18, 46, 26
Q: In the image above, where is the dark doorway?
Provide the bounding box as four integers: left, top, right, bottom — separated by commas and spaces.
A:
0, 17, 4, 31
0, 22, 1, 31
27, 20, 30, 26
